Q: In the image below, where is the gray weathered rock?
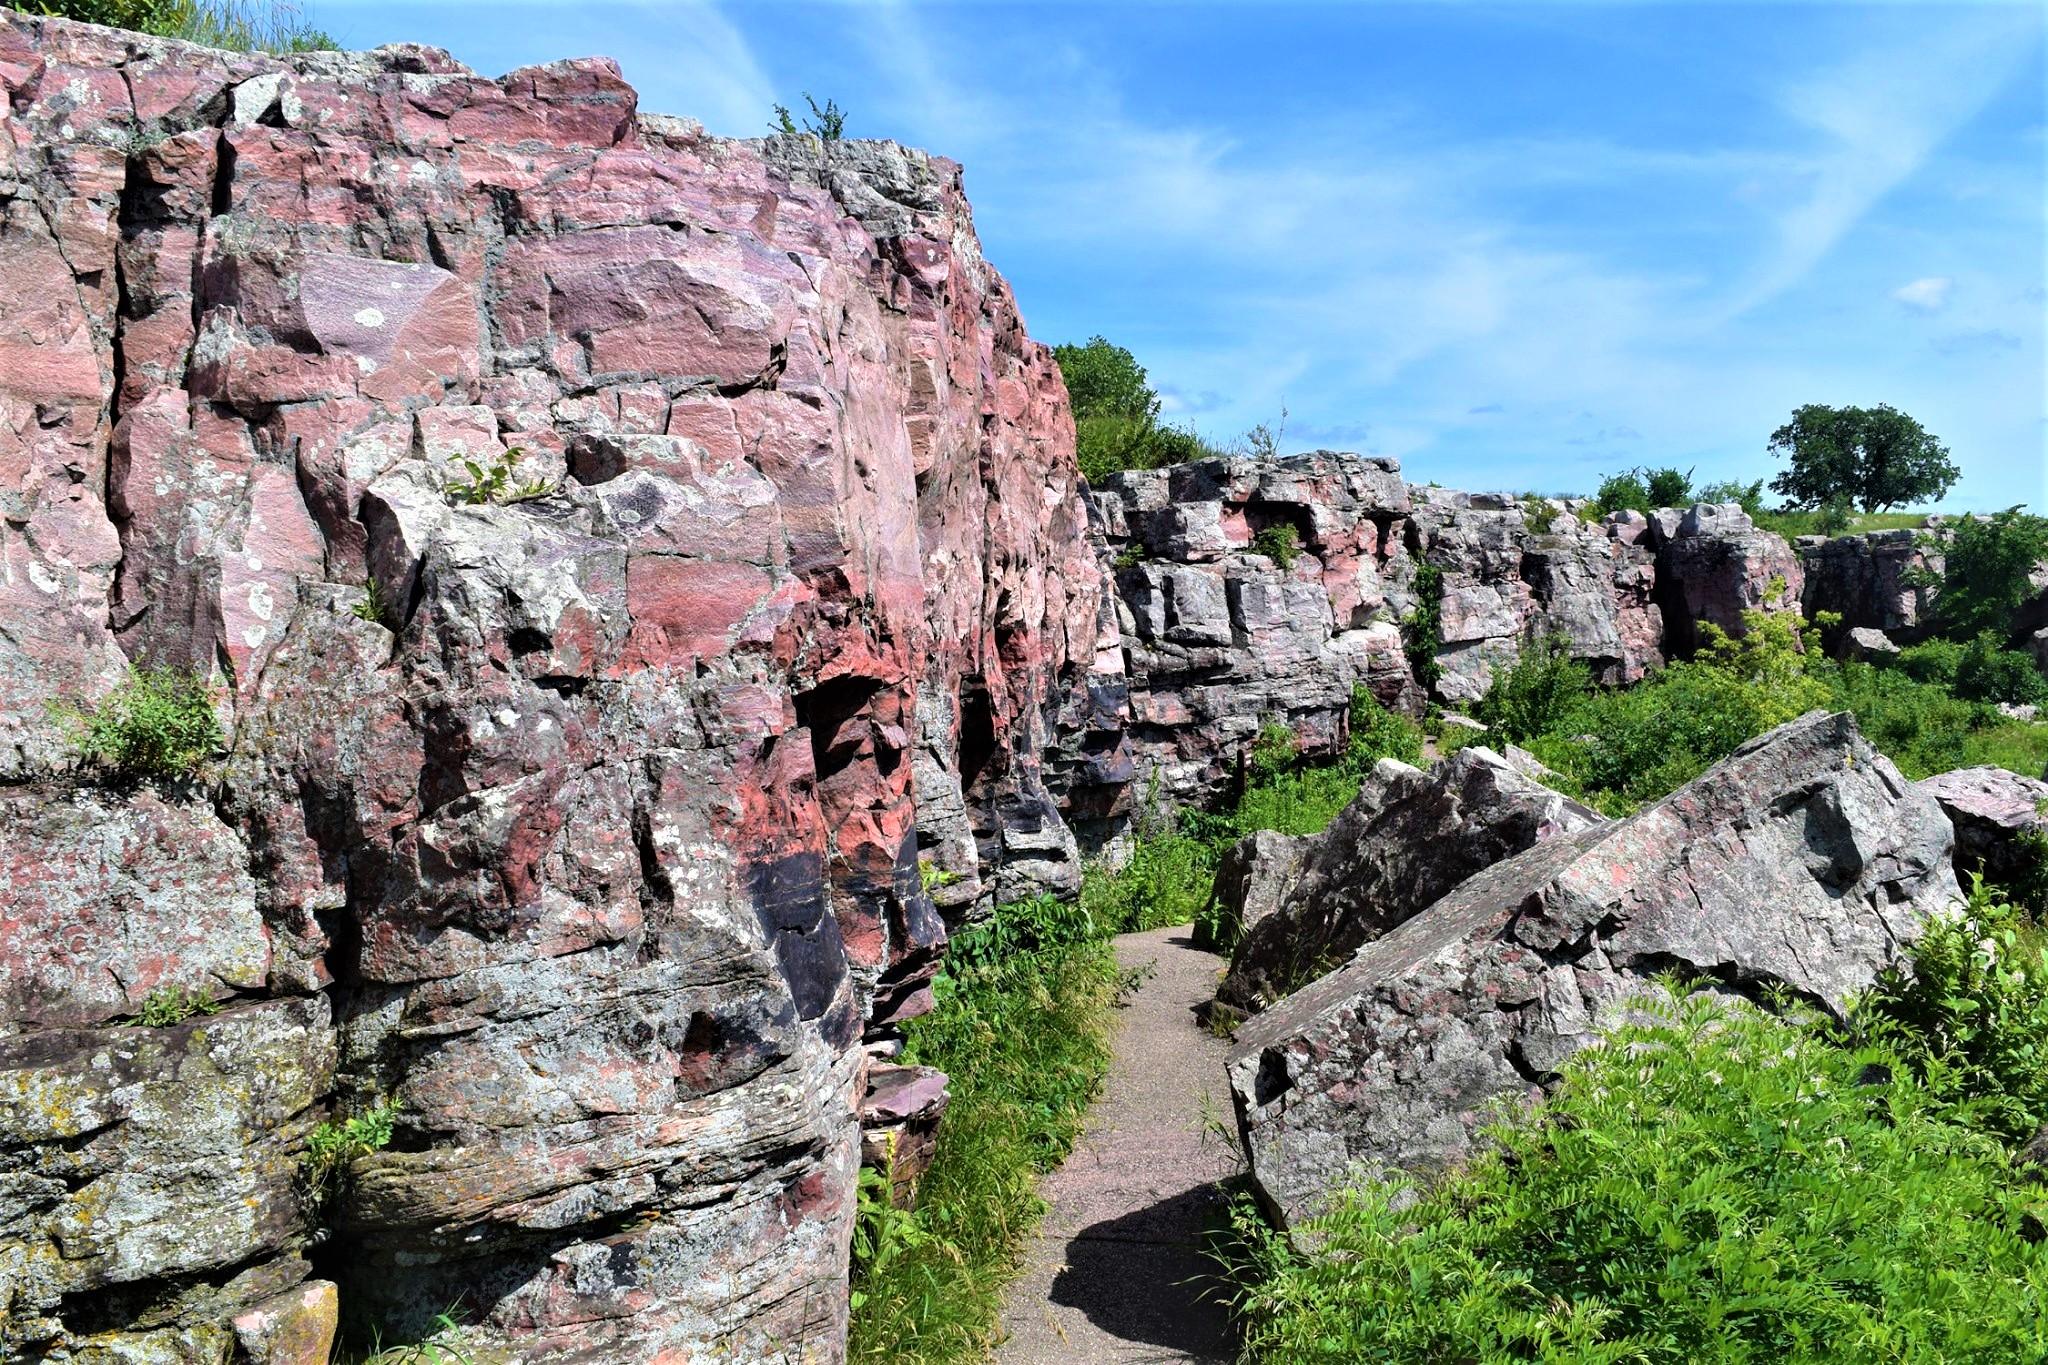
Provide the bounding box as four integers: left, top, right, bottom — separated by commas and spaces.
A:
1799, 528, 1942, 640
1227, 711, 1957, 1227
1840, 625, 1902, 661
1916, 766, 2048, 891
1215, 747, 1603, 1013
1655, 504, 1803, 655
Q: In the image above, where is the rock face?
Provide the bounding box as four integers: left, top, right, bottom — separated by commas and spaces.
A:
1226, 711, 1958, 1227
1917, 767, 2048, 892
1799, 528, 1942, 641
1213, 747, 1603, 1014
0, 12, 1116, 1361
1091, 464, 1803, 810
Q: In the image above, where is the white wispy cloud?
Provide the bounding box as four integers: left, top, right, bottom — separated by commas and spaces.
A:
1893, 276, 1954, 312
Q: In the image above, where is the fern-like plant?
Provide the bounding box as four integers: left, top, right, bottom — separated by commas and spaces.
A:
51, 666, 222, 782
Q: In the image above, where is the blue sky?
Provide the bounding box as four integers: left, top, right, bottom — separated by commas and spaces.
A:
328, 1, 2045, 509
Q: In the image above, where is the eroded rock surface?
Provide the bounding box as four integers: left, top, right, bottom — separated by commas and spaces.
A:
1214, 747, 1603, 1014
0, 12, 1115, 1360
1227, 711, 1958, 1227
1917, 766, 2048, 892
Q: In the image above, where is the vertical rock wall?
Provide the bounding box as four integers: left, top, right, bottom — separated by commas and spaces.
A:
0, 14, 1112, 1361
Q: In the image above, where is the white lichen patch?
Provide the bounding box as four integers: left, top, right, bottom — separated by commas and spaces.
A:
353, 307, 387, 329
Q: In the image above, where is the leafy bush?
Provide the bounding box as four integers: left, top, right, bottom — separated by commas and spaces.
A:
1695, 476, 1767, 517
52, 666, 222, 782
1402, 563, 1444, 689
1642, 464, 1693, 508
1929, 508, 2048, 643
1955, 632, 2048, 707
445, 448, 553, 505
1897, 636, 1964, 688
1858, 874, 2048, 1144
848, 903, 1127, 1363
1591, 470, 1651, 518
1230, 990, 2048, 1364
1474, 633, 1592, 743
771, 92, 845, 140
1250, 524, 1300, 569
1347, 686, 1424, 768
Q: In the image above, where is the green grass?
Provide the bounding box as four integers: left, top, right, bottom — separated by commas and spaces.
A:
32, 0, 335, 50
847, 909, 1132, 1363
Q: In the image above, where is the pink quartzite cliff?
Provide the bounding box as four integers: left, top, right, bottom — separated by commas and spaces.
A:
0, 12, 1120, 1361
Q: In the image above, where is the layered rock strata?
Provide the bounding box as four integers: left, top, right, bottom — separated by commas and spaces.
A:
0, 13, 1116, 1361
1226, 710, 1958, 1227
1092, 460, 1803, 810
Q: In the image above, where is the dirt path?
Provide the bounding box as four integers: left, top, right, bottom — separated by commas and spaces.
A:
995, 925, 1238, 1364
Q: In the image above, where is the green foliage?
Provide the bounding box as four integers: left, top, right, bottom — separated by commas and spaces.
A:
1234, 407, 1287, 461
444, 447, 554, 505
848, 903, 1127, 1363
1055, 336, 1159, 425
1056, 337, 1226, 482
133, 984, 220, 1027
1897, 636, 1964, 688
916, 858, 960, 894
1642, 464, 1694, 508
771, 92, 846, 140
1858, 873, 2048, 1144
1928, 507, 2048, 644
1591, 470, 1652, 518
1474, 633, 1592, 744
1768, 402, 1959, 513
303, 1098, 399, 1206
1112, 541, 1146, 571
342, 1313, 474, 1365
1695, 476, 1767, 516
35, 0, 334, 51
1229, 990, 2048, 1364
1403, 563, 1444, 689
1250, 524, 1300, 569
1348, 685, 1425, 768
52, 666, 222, 782
351, 576, 392, 628
1955, 632, 2048, 707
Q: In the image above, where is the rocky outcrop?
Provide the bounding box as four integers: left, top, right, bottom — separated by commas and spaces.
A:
0, 12, 1115, 1361
1649, 502, 1804, 655
1212, 746, 1603, 1014
1917, 767, 2048, 892
1798, 527, 1942, 641
1226, 711, 1958, 1227
1088, 463, 1808, 811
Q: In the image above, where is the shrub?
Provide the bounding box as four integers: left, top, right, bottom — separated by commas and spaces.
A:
1083, 826, 1218, 936
771, 92, 845, 140
1926, 507, 2048, 643
1230, 990, 2048, 1364
1402, 564, 1444, 689
1858, 873, 2048, 1144
52, 666, 222, 782
445, 448, 553, 505
1955, 632, 2048, 707
1347, 686, 1424, 768
1250, 524, 1299, 569
1642, 464, 1694, 508
1695, 476, 1767, 517
848, 904, 1126, 1362
1897, 636, 1965, 688
1591, 470, 1651, 518
1474, 633, 1592, 743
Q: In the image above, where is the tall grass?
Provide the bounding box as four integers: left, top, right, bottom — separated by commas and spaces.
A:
35, 0, 335, 51
846, 905, 1132, 1363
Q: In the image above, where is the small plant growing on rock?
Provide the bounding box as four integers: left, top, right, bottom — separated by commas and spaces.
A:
303, 1097, 399, 1207
444, 448, 555, 506
1112, 542, 1147, 571
351, 575, 392, 627
133, 984, 220, 1027
51, 666, 222, 783
918, 858, 961, 893
1250, 524, 1300, 569
772, 92, 847, 141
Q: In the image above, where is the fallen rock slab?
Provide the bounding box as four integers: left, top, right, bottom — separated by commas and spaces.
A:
1916, 766, 2048, 892
1215, 746, 1603, 1013
1227, 710, 1957, 1228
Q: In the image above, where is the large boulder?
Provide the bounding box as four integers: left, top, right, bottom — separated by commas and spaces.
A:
1654, 503, 1804, 655
1214, 747, 1603, 1013
1916, 766, 2048, 891
1227, 711, 1958, 1228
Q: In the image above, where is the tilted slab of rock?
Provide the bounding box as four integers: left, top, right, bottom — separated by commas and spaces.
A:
1214, 746, 1604, 1014
1226, 711, 1957, 1228
1916, 766, 2048, 891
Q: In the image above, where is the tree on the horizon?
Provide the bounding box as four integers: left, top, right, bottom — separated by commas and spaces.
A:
1767, 403, 1958, 513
